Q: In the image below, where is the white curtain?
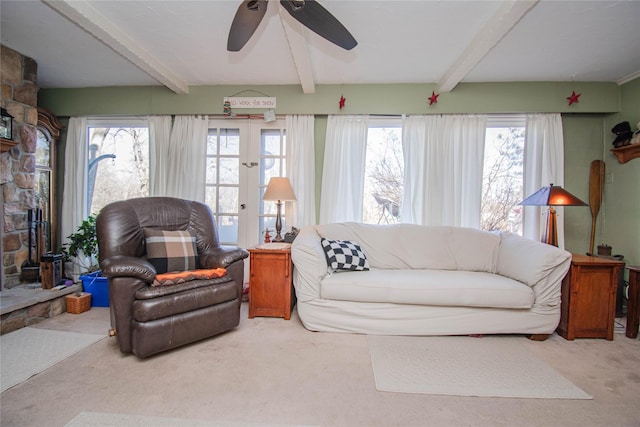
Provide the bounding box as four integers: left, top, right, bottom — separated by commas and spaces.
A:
165, 115, 209, 201
524, 113, 565, 246
401, 114, 487, 227
60, 117, 89, 277
319, 115, 369, 224
148, 115, 173, 196
286, 115, 316, 228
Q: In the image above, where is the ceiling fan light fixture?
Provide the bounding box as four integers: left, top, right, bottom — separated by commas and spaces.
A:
288, 0, 305, 11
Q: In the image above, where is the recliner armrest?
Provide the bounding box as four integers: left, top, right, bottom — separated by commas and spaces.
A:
101, 255, 156, 282
199, 246, 249, 268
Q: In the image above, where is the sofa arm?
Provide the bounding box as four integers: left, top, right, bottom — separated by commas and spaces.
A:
496, 232, 571, 310
291, 226, 328, 302
199, 246, 249, 269
101, 255, 156, 282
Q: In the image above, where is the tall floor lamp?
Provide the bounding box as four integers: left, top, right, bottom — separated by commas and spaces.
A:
519, 184, 587, 247
263, 177, 297, 242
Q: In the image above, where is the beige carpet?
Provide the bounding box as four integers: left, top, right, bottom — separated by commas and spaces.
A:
368, 335, 592, 399
65, 411, 317, 427
0, 327, 105, 392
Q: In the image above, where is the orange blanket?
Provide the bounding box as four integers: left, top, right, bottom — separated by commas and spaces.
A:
153, 268, 227, 287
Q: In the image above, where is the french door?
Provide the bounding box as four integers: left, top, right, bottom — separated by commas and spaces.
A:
205, 118, 287, 252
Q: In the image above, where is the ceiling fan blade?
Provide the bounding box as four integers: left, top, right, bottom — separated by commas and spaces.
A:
227, 0, 268, 52
280, 0, 357, 50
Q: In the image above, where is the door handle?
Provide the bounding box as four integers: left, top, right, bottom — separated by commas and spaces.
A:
240, 203, 246, 209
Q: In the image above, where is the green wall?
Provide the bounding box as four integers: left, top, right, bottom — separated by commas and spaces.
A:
604, 79, 640, 268
40, 82, 620, 116
41, 81, 637, 263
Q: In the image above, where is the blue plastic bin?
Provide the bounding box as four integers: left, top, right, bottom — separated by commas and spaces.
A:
79, 271, 109, 307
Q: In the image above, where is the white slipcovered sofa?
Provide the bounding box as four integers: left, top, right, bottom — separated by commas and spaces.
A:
291, 222, 572, 339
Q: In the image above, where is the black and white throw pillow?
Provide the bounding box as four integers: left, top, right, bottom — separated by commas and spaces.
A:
321, 238, 370, 272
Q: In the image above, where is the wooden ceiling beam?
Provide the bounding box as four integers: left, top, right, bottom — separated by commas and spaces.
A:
278, 4, 316, 94
438, 0, 540, 93
43, 0, 189, 94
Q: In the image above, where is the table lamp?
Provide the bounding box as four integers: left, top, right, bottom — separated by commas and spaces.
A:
519, 183, 587, 246
263, 177, 296, 242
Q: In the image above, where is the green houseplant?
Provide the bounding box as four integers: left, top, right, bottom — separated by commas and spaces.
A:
60, 215, 109, 306
61, 215, 99, 273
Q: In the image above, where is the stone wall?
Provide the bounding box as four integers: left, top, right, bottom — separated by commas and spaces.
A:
1, 45, 40, 289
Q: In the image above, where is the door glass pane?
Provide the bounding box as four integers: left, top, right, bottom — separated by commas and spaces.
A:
205, 186, 218, 211
205, 158, 217, 185
219, 187, 239, 214
258, 127, 287, 241
219, 130, 240, 155
206, 127, 241, 245
262, 133, 282, 156
219, 158, 239, 185
218, 215, 238, 244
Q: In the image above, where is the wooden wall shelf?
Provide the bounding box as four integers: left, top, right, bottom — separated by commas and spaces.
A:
610, 144, 640, 164
1, 137, 18, 153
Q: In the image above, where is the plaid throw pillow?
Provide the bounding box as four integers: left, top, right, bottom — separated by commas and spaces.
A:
144, 228, 198, 274
321, 238, 370, 272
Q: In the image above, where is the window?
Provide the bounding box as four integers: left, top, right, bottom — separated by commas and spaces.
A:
363, 120, 403, 224
358, 115, 526, 230
481, 117, 525, 234
87, 121, 149, 215
258, 127, 287, 237
35, 129, 53, 252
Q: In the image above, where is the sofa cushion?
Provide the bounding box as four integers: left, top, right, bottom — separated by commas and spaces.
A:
144, 228, 198, 274
321, 238, 370, 271
315, 223, 500, 272
320, 268, 534, 309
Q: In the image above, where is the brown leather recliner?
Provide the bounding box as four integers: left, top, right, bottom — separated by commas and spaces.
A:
96, 197, 248, 358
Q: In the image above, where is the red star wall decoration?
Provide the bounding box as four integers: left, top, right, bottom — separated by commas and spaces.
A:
339, 95, 346, 110
428, 91, 439, 106
567, 91, 581, 105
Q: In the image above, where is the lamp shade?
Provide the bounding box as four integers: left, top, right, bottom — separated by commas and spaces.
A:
263, 177, 296, 201
519, 184, 587, 207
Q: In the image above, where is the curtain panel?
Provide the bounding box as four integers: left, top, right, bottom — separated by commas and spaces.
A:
286, 115, 316, 228
401, 114, 487, 227
148, 115, 173, 197
524, 113, 565, 247
164, 115, 209, 202
319, 115, 369, 224
60, 117, 89, 278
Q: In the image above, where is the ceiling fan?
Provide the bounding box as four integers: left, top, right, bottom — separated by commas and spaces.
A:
227, 0, 357, 52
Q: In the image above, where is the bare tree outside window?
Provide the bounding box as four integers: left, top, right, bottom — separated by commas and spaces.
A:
363, 127, 403, 224
89, 127, 149, 215
481, 127, 524, 233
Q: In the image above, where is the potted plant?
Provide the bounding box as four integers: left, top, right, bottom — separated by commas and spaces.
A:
60, 215, 109, 307
61, 215, 99, 274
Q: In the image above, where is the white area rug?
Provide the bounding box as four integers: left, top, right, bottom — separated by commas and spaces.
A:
368, 335, 592, 399
65, 412, 317, 427
1, 327, 104, 392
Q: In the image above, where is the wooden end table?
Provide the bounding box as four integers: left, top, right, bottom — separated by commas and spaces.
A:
248, 245, 296, 320
626, 266, 640, 338
557, 254, 625, 340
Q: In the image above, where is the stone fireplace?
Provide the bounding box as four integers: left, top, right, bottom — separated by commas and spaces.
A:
1, 45, 40, 290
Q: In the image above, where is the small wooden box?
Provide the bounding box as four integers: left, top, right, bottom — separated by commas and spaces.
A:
66, 292, 92, 314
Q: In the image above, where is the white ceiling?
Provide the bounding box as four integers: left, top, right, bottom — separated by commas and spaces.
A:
1, 0, 639, 94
